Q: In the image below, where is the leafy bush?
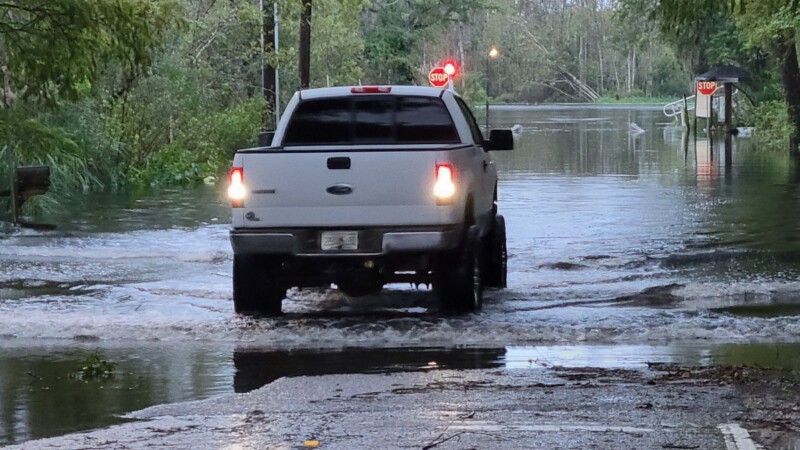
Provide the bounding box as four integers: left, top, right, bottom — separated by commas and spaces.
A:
751, 100, 794, 149
70, 352, 118, 382
127, 144, 216, 186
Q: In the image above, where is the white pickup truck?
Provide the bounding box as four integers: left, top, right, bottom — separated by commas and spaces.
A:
227, 85, 512, 315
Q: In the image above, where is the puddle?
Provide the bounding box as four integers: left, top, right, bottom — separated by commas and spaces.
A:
4, 342, 800, 446
0, 344, 232, 446
503, 345, 703, 369
712, 343, 800, 371
715, 303, 800, 318
233, 347, 505, 393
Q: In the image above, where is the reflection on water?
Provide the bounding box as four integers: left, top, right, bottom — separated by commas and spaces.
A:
713, 343, 800, 370
491, 105, 800, 282
6, 344, 800, 446
233, 347, 506, 393
1, 186, 230, 234
0, 344, 232, 446
5, 343, 800, 445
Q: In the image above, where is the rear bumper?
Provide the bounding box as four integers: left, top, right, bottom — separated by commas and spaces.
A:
230, 226, 462, 256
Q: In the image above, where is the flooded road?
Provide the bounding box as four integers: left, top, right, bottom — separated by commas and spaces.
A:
3, 105, 800, 445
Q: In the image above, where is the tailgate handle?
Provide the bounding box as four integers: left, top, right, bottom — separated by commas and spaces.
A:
327, 157, 351, 170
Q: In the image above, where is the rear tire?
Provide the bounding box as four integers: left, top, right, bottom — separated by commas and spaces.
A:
483, 214, 507, 288
233, 255, 285, 316
437, 225, 483, 313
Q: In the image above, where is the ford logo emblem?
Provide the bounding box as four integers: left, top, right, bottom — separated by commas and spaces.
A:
326, 184, 353, 195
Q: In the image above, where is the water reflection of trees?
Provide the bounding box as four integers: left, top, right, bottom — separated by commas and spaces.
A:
0, 347, 225, 446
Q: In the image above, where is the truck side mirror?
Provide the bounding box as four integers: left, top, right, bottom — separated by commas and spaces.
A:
258, 131, 276, 147
485, 129, 514, 151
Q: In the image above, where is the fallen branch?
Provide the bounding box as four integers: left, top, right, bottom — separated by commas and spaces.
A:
422, 431, 466, 449
422, 410, 475, 449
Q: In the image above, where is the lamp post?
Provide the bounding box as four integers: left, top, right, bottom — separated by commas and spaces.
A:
486, 46, 499, 133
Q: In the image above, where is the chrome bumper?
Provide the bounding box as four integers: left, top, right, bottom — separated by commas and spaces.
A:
230, 226, 462, 256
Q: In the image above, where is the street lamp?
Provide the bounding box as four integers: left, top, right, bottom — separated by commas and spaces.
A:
486, 46, 499, 133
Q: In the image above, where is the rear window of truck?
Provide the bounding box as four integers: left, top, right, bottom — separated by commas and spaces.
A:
282, 95, 460, 146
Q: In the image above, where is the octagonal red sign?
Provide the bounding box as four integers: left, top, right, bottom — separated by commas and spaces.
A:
429, 67, 449, 88
697, 80, 718, 96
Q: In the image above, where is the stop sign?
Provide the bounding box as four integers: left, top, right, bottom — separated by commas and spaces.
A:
697, 80, 718, 96
429, 67, 449, 88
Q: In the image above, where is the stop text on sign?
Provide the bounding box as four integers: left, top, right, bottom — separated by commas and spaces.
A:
697, 80, 718, 96
429, 67, 449, 88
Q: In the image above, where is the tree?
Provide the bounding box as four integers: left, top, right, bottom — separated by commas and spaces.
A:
0, 0, 182, 195
0, 0, 180, 105
733, 0, 800, 150
362, 0, 491, 84
629, 0, 800, 150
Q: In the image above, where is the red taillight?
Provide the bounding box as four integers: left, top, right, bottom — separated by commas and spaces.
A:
351, 86, 392, 94
434, 163, 456, 203
228, 167, 246, 206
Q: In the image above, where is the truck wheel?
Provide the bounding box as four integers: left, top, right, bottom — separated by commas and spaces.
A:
437, 225, 483, 312
483, 214, 507, 288
233, 255, 285, 316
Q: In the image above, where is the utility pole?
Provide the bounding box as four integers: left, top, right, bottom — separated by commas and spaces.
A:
261, 0, 277, 128
274, 2, 280, 126
259, 0, 275, 120
299, 0, 312, 89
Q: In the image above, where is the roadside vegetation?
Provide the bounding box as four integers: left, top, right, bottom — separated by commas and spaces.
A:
1, 0, 799, 199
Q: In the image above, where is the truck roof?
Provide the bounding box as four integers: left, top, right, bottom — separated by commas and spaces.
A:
298, 85, 452, 100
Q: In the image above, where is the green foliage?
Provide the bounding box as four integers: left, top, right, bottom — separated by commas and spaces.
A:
277, 0, 368, 91
0, 0, 182, 103
128, 145, 216, 186
311, 0, 369, 86
622, 0, 800, 146
1, 0, 267, 201
362, 0, 490, 85
127, 97, 263, 186
70, 353, 118, 382
0, 106, 106, 193
751, 100, 794, 148
649, 52, 692, 97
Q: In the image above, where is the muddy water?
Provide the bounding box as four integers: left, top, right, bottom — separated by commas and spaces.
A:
3, 105, 800, 444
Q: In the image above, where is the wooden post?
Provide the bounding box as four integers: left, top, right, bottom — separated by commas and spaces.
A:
9, 165, 17, 225
299, 0, 312, 89
682, 95, 689, 132
724, 82, 733, 170
724, 82, 733, 134
682, 126, 689, 161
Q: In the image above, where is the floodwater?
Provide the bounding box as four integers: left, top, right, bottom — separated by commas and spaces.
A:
2, 105, 800, 444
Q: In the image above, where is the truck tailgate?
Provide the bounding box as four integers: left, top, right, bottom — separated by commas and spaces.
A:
236, 150, 459, 228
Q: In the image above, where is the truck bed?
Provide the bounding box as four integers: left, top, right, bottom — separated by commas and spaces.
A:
232, 145, 475, 229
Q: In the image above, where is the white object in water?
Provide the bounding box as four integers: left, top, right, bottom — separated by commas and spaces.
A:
511, 124, 524, 135
630, 122, 645, 134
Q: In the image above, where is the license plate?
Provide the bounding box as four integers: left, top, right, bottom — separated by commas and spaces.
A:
321, 231, 358, 251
